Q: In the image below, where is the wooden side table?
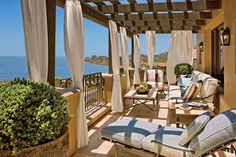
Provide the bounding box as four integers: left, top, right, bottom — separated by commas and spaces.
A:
168, 103, 215, 128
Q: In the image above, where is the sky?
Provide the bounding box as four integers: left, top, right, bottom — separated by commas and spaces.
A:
0, 0, 196, 57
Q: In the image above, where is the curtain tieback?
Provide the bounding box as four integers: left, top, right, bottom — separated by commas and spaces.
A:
113, 74, 120, 81
73, 80, 83, 89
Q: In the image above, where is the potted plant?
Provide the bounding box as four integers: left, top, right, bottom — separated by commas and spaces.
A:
0, 78, 70, 157
174, 63, 194, 78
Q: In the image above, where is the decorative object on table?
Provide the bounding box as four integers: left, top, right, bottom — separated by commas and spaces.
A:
181, 102, 208, 109
134, 82, 152, 94
178, 105, 192, 111
0, 78, 69, 156
174, 63, 194, 79
221, 27, 230, 46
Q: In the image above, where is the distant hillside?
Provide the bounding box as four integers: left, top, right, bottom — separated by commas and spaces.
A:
85, 52, 168, 66
84, 55, 108, 66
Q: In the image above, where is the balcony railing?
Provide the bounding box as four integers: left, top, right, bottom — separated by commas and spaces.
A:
55, 72, 105, 115
83, 72, 105, 115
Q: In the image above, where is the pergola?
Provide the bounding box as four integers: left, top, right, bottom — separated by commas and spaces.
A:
45, 0, 221, 85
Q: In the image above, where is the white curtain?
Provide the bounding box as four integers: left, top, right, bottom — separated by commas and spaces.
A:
167, 31, 194, 84
21, 0, 48, 82
120, 27, 130, 90
146, 31, 156, 69
109, 20, 123, 112
133, 34, 141, 84
64, 0, 88, 148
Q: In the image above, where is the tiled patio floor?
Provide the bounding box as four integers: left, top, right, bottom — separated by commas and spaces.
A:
73, 95, 235, 157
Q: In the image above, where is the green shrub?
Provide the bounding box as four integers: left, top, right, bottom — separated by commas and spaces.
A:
0, 78, 69, 154
174, 63, 194, 76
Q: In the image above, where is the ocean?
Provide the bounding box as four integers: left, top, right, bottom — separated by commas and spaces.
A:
0, 56, 108, 81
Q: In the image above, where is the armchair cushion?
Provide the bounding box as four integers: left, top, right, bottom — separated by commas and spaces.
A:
178, 112, 211, 146
146, 69, 156, 82
183, 81, 202, 100
200, 78, 218, 102
188, 109, 236, 157
178, 77, 191, 88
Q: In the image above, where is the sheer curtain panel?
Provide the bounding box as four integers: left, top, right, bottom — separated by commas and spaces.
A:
120, 27, 131, 90
146, 31, 156, 69
21, 0, 48, 82
167, 31, 194, 84
109, 20, 123, 112
133, 34, 141, 84
64, 0, 88, 148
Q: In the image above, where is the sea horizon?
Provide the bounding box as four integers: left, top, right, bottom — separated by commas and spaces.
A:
0, 56, 108, 81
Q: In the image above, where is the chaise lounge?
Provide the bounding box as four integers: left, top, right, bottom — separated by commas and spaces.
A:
101, 109, 236, 157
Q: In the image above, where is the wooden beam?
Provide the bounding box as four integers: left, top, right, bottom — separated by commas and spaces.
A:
111, 11, 212, 21
122, 19, 205, 27
108, 31, 113, 74
131, 37, 134, 68
136, 30, 198, 34
56, 0, 135, 36
46, 0, 56, 86
92, 0, 221, 14
130, 24, 201, 33
130, 25, 201, 30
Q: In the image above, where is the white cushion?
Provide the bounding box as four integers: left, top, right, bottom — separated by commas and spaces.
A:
178, 112, 211, 146
157, 69, 164, 82
190, 70, 201, 82
101, 118, 161, 149
200, 78, 218, 103
189, 109, 236, 157
142, 126, 189, 157
147, 69, 156, 82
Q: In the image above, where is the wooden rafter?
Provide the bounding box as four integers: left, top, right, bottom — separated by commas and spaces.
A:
91, 0, 221, 14
56, 0, 136, 36
111, 12, 212, 21
122, 19, 205, 27
57, 0, 221, 34
130, 25, 201, 31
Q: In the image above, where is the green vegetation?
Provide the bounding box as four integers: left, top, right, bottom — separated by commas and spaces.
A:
84, 52, 168, 66
0, 78, 69, 154
174, 63, 194, 76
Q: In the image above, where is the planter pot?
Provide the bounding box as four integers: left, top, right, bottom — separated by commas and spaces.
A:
0, 129, 69, 157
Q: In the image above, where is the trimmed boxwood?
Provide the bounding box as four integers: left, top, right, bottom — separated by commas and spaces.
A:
0, 78, 69, 154
174, 63, 194, 76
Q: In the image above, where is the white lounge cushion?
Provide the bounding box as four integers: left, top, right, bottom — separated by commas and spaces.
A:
142, 126, 192, 157
188, 109, 236, 157
200, 78, 218, 102
101, 118, 161, 149
178, 112, 211, 146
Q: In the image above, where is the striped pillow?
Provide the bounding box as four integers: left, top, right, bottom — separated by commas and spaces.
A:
178, 112, 211, 146
183, 82, 198, 100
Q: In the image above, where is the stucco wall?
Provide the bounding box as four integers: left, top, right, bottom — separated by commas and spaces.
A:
61, 90, 81, 157
197, 11, 224, 74
102, 73, 128, 103
222, 0, 236, 111
197, 0, 236, 111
